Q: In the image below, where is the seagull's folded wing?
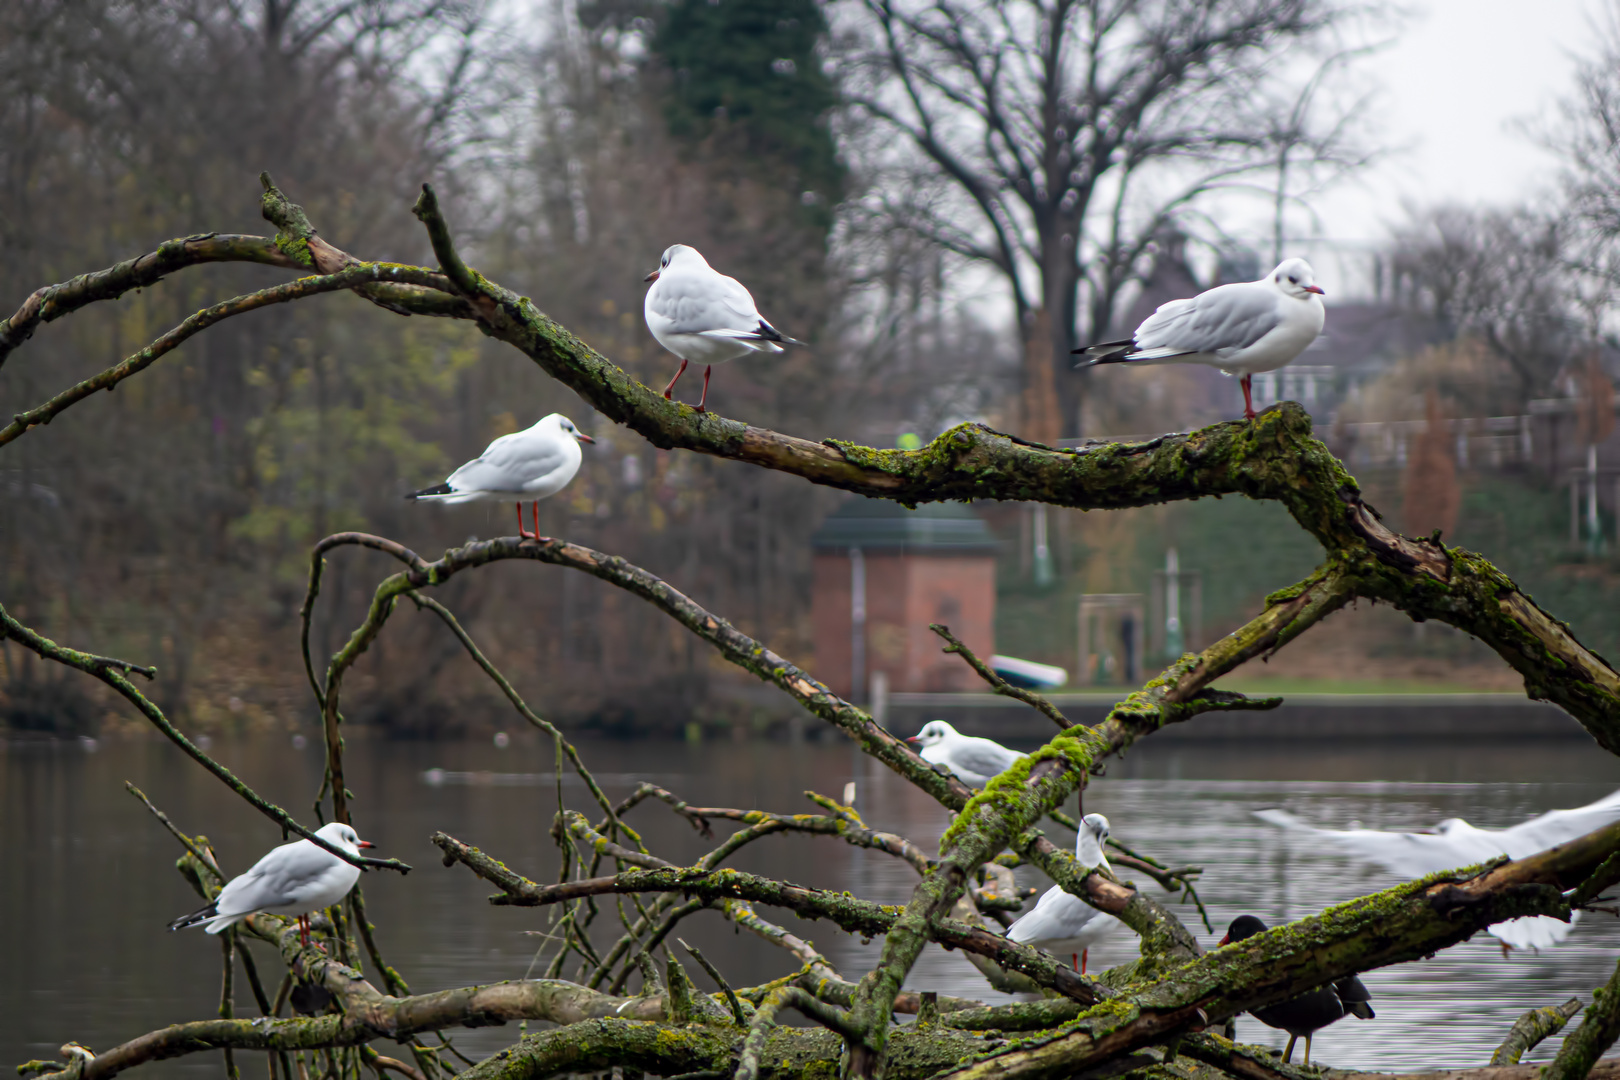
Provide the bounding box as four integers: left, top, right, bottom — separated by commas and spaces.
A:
1134, 283, 1281, 357
447, 431, 570, 495
953, 740, 1023, 781
257, 843, 356, 909
649, 271, 763, 336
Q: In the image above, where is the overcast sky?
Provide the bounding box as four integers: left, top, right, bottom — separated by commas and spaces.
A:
1312, 0, 1601, 242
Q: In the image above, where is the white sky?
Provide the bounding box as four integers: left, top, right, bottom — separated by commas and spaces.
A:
1310, 0, 1602, 242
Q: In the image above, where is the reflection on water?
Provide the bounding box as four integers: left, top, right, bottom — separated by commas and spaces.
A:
6, 730, 1620, 1075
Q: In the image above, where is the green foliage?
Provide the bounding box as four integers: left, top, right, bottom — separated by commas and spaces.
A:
655, 0, 843, 218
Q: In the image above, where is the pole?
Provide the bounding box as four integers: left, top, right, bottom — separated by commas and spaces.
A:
849, 547, 866, 703
1164, 548, 1183, 658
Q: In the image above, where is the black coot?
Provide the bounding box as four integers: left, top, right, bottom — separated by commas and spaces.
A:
1220, 915, 1375, 1065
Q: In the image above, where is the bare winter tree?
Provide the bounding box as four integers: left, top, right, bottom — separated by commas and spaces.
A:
833, 0, 1371, 439
1387, 205, 1585, 409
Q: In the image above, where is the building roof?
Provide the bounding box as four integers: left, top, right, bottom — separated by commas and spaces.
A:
810, 497, 1000, 554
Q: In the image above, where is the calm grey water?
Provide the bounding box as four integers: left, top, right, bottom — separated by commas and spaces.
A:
7, 730, 1620, 1076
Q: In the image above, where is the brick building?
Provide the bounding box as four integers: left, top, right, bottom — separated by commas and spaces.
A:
810, 498, 999, 699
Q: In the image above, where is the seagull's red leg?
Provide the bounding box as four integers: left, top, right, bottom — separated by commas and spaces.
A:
662, 359, 689, 400
1242, 375, 1256, 420
696, 365, 712, 414
1081, 949, 1088, 975
298, 914, 310, 949
1072, 953, 1079, 973
516, 502, 528, 538
532, 501, 548, 543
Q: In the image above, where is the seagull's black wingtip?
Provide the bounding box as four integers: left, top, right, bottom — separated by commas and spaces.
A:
406, 483, 454, 501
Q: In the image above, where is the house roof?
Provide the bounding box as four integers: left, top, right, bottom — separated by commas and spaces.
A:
810, 497, 1000, 554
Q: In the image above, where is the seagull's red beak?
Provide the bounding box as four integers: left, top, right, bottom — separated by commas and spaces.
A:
906, 736, 920, 743
643, 269, 660, 283
1305, 285, 1325, 295
574, 432, 595, 444
1217, 933, 1230, 946
357, 840, 375, 849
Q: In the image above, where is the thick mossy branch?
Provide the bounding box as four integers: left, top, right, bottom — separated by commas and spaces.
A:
1546, 957, 1620, 1080
1491, 998, 1583, 1066
0, 262, 451, 450
933, 826, 1620, 1080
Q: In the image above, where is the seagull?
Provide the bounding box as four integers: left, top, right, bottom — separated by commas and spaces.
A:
1073, 258, 1326, 420
907, 720, 1025, 786
1220, 915, 1374, 1065
1006, 813, 1128, 974
643, 244, 803, 413
1254, 789, 1620, 952
168, 822, 373, 948
406, 413, 593, 541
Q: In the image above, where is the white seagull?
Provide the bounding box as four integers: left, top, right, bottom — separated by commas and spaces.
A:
1073, 258, 1326, 420
907, 720, 1025, 786
1255, 789, 1620, 952
407, 413, 593, 541
168, 822, 373, 948
643, 244, 803, 413
1006, 813, 1127, 974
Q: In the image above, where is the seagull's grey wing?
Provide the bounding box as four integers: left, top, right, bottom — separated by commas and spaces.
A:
953, 738, 1024, 780
1133, 283, 1281, 356
1494, 789, 1620, 857
1253, 808, 1499, 878
447, 429, 569, 494
1007, 886, 1090, 944
649, 270, 762, 335
256, 842, 354, 908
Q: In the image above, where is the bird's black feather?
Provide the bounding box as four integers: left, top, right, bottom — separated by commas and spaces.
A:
168, 900, 219, 931
406, 482, 454, 500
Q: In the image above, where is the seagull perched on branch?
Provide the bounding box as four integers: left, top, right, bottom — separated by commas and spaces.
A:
406, 413, 593, 541
1006, 813, 1126, 974
1073, 259, 1326, 420
1254, 789, 1620, 952
643, 244, 803, 413
168, 822, 373, 948
907, 720, 1024, 786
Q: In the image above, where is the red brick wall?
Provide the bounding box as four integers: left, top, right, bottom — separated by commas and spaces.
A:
811, 552, 996, 697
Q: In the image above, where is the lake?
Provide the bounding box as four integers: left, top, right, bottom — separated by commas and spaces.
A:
7, 727, 1620, 1076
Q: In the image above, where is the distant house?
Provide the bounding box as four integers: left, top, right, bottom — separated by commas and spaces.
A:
810, 498, 999, 698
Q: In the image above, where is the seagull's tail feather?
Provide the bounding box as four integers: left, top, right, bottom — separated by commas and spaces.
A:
168, 901, 220, 932
1072, 340, 1135, 367
1252, 807, 1314, 832
406, 482, 454, 500
756, 320, 806, 347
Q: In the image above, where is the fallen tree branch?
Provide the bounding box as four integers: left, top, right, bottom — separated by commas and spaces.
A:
1491, 998, 1583, 1066
0, 602, 407, 873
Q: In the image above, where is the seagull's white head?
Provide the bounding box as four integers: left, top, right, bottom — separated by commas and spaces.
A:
544, 413, 595, 444
1078, 813, 1111, 868
907, 720, 958, 748
643, 244, 708, 284
315, 821, 374, 853
1269, 258, 1325, 300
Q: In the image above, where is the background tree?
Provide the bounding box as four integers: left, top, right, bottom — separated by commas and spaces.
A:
833, 0, 1366, 439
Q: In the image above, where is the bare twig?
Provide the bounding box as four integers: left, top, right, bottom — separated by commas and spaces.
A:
930, 622, 1070, 729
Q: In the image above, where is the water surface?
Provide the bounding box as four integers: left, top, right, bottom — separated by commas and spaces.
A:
7, 731, 1620, 1075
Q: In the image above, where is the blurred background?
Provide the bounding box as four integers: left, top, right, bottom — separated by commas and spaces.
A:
5, 0, 1620, 737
